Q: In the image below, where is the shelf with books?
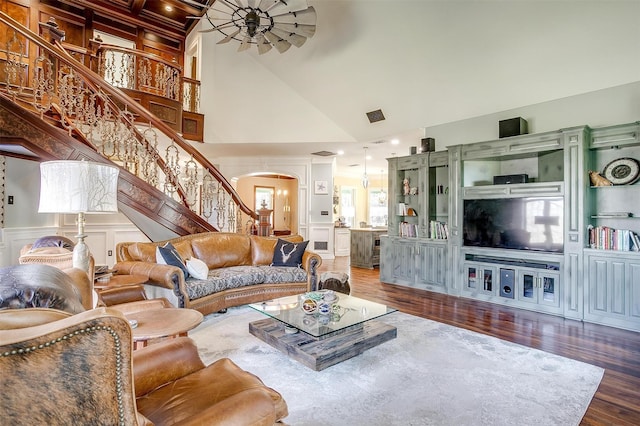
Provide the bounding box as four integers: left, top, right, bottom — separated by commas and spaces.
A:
587, 225, 640, 252
587, 123, 640, 248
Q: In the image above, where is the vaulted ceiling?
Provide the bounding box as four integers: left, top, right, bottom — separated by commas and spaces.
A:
67, 1, 640, 177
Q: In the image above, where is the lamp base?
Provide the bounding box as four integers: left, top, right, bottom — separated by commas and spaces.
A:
72, 237, 91, 273
73, 211, 90, 274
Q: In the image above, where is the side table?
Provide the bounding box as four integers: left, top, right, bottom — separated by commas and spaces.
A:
125, 308, 203, 350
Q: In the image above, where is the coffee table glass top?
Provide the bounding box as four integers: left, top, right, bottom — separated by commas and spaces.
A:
249, 292, 396, 338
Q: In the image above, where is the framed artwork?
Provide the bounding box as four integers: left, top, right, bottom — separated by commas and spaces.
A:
314, 180, 328, 195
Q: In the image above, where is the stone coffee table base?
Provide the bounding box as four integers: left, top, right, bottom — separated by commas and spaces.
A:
249, 318, 397, 371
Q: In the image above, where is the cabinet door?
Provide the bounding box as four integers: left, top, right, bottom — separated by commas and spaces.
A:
587, 256, 627, 317
416, 242, 447, 289
391, 241, 415, 284
517, 269, 560, 307
463, 263, 496, 296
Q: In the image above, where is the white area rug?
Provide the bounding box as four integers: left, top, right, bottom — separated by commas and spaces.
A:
190, 306, 603, 426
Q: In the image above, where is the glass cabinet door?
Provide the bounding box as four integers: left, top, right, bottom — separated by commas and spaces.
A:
521, 272, 536, 301
466, 266, 477, 289
518, 270, 560, 306
464, 264, 495, 295
540, 274, 558, 305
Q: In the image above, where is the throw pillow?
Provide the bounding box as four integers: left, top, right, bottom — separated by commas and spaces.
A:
156, 243, 190, 279
271, 239, 309, 267
31, 235, 75, 251
186, 258, 208, 280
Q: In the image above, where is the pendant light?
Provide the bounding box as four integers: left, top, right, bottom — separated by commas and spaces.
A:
378, 169, 387, 204
362, 146, 369, 189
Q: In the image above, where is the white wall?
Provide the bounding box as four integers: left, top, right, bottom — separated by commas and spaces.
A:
0, 157, 147, 268
423, 81, 640, 151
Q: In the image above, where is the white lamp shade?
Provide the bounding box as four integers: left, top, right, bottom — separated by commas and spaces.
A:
39, 160, 119, 214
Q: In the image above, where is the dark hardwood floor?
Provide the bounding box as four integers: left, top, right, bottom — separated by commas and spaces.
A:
319, 256, 640, 425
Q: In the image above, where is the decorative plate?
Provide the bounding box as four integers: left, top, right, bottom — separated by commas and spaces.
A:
602, 157, 640, 185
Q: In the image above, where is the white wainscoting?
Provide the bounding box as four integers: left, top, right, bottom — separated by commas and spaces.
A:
1, 222, 148, 268
309, 223, 335, 260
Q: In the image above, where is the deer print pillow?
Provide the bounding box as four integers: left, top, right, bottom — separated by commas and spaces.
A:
271, 239, 309, 267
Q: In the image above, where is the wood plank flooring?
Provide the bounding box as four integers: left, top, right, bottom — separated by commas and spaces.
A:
319, 256, 640, 425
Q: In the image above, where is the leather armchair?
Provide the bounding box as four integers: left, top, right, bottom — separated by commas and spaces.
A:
19, 238, 96, 283
18, 238, 148, 310
0, 307, 289, 425
19, 244, 97, 310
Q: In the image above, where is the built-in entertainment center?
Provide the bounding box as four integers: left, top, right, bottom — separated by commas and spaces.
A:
380, 121, 640, 332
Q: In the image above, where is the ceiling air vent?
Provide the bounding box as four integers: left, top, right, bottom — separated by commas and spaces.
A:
311, 151, 336, 157
366, 109, 385, 123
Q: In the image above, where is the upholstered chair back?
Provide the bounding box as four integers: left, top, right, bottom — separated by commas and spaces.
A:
0, 308, 142, 425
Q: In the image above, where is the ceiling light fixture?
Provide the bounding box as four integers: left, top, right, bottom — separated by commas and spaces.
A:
185, 0, 317, 54
362, 146, 369, 189
378, 169, 387, 204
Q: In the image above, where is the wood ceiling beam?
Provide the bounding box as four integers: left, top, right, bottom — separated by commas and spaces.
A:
131, 0, 146, 16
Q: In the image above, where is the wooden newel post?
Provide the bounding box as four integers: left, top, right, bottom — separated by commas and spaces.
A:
257, 200, 273, 237
39, 17, 65, 44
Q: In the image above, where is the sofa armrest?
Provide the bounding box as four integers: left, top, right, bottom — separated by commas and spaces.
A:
302, 251, 322, 292
113, 261, 182, 291
61, 267, 95, 310
133, 336, 205, 397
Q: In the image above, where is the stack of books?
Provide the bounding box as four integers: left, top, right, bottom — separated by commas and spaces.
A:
588, 225, 640, 251
400, 222, 418, 237
429, 221, 449, 240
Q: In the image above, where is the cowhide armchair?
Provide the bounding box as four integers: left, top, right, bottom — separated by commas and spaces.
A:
0, 307, 289, 425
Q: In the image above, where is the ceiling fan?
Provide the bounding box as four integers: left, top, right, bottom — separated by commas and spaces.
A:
181, 0, 316, 54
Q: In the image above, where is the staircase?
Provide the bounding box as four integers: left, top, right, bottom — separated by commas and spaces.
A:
0, 12, 257, 240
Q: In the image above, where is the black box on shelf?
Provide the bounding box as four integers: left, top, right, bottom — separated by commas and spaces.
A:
420, 138, 435, 152
493, 174, 529, 185
499, 117, 528, 138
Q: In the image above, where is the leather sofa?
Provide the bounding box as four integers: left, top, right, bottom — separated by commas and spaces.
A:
0, 307, 289, 425
114, 232, 322, 316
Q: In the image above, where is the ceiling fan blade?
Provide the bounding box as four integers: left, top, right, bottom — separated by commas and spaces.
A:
217, 28, 241, 44
271, 7, 316, 25
246, 0, 261, 8
237, 35, 252, 52
258, 0, 279, 11
268, 0, 310, 15
235, 0, 248, 7
255, 33, 273, 55
264, 31, 291, 53
270, 27, 307, 48
274, 22, 315, 38
199, 22, 237, 33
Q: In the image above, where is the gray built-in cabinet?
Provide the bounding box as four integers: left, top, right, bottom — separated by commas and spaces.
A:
380, 121, 640, 332
381, 151, 449, 293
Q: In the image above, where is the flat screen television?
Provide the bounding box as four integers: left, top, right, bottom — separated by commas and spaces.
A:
463, 197, 564, 253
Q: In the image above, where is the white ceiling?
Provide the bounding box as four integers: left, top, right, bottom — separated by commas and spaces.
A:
189, 0, 640, 177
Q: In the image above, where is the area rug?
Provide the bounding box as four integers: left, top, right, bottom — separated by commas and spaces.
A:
190, 307, 603, 426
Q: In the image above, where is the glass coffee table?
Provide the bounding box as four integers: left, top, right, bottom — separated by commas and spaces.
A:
249, 292, 397, 371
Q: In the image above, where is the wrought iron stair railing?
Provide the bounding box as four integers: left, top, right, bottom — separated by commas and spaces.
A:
0, 11, 257, 233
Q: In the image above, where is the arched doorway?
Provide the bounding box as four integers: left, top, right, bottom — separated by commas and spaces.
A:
236, 173, 298, 235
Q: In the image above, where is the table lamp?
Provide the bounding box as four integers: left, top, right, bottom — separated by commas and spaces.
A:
38, 160, 119, 273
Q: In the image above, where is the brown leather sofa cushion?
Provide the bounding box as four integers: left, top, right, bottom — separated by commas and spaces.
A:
134, 338, 288, 425
190, 233, 252, 269
128, 240, 194, 263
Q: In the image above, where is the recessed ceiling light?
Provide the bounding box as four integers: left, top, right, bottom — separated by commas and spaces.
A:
391, 139, 399, 145
165, 5, 173, 12
337, 150, 344, 155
